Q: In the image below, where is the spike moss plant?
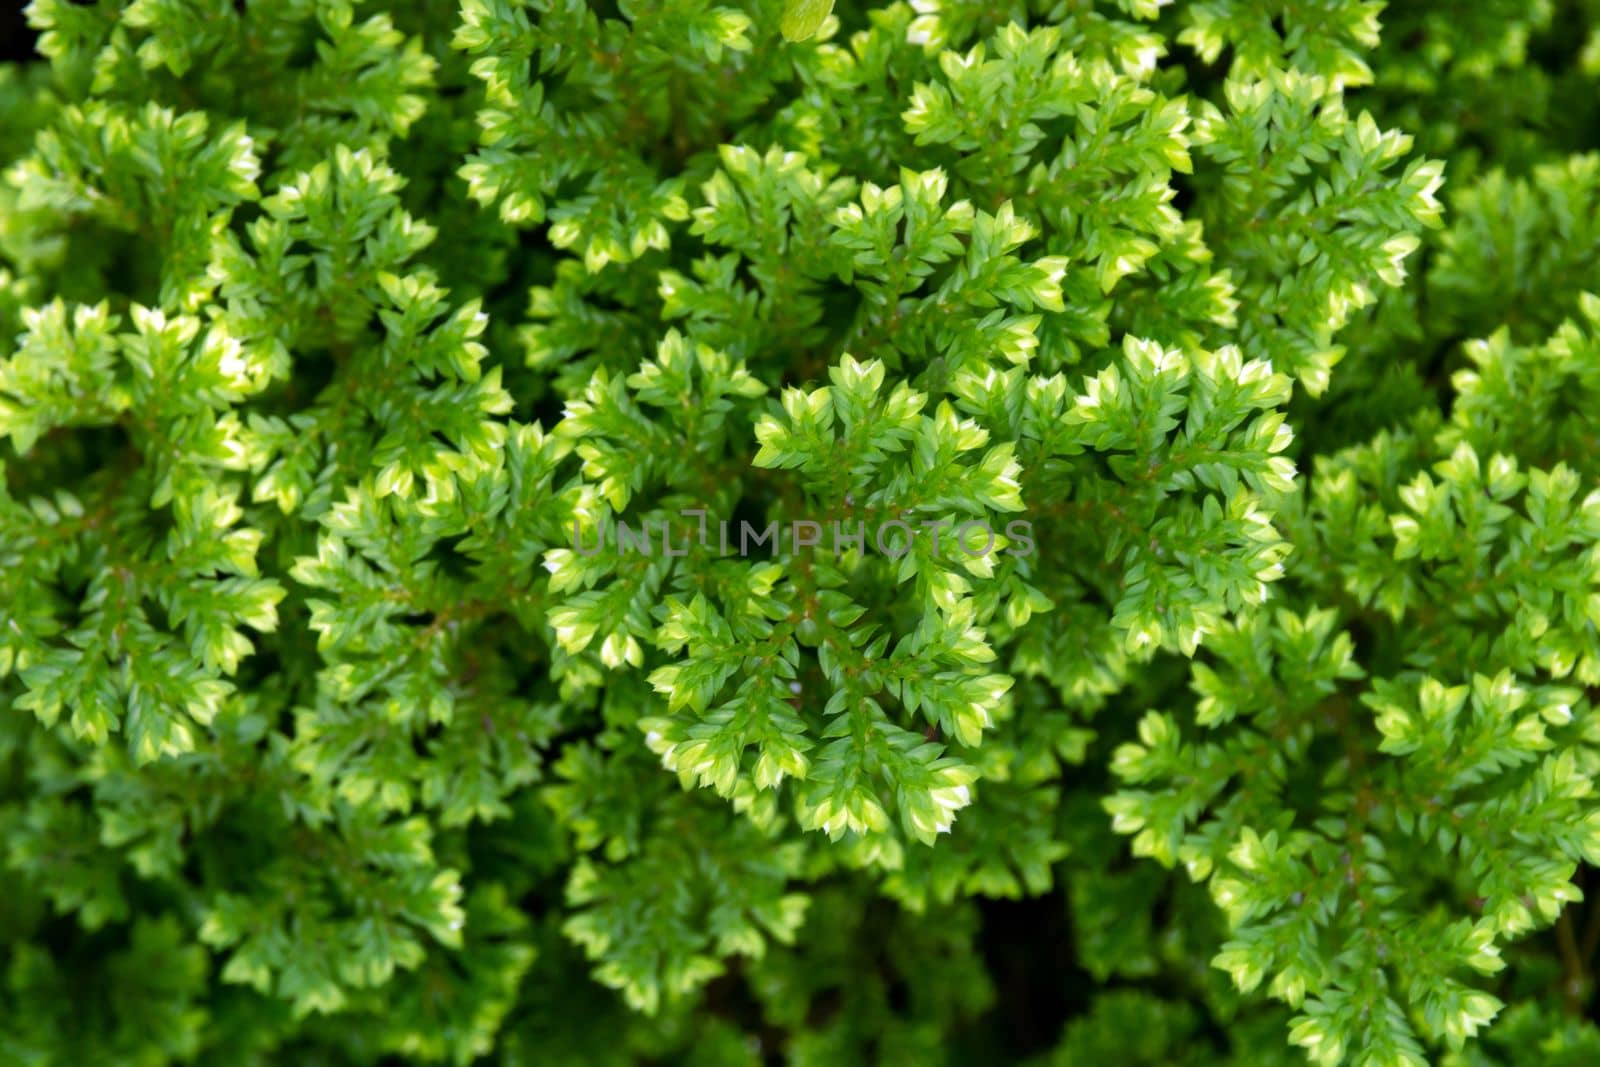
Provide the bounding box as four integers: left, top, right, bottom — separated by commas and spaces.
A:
2, 0, 1600, 1064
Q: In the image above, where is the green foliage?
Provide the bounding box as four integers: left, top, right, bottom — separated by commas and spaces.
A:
1, 1, 1598, 1065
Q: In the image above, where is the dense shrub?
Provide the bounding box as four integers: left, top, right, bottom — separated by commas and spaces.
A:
1, 1, 1599, 1064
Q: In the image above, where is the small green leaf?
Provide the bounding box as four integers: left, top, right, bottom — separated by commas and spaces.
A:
780, 0, 834, 42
